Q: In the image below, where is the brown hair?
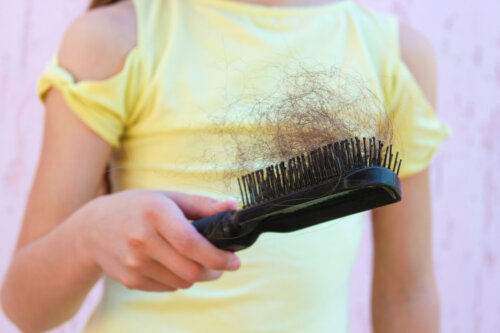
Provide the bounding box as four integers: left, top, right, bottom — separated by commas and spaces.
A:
210, 65, 394, 182
88, 0, 124, 9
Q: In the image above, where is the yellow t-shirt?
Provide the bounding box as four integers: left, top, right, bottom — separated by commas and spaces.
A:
38, 0, 451, 332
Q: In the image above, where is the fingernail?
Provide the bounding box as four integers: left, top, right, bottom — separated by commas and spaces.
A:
227, 255, 241, 271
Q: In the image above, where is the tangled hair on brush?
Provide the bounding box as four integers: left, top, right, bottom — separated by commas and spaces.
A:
213, 65, 394, 181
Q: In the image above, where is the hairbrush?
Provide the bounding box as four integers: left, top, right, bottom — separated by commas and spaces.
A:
192, 136, 402, 252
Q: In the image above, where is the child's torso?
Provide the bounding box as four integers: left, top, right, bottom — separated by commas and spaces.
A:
86, 0, 396, 331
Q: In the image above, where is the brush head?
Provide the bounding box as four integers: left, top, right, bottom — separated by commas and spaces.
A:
238, 136, 401, 208
193, 136, 403, 251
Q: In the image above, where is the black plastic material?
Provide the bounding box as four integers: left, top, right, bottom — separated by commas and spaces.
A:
193, 166, 401, 252
192, 210, 242, 250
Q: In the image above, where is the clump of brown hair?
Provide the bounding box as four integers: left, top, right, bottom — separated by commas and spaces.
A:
211, 65, 393, 181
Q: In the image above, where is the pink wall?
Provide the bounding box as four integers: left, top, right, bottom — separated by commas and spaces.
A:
0, 0, 498, 332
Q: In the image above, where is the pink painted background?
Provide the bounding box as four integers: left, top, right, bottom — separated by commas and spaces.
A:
0, 0, 499, 332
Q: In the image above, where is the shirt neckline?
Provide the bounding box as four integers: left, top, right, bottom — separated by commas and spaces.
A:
190, 0, 353, 17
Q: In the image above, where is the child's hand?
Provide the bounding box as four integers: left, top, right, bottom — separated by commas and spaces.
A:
77, 190, 241, 292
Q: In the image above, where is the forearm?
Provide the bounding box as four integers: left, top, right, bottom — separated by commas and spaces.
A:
371, 273, 440, 333
1, 208, 102, 333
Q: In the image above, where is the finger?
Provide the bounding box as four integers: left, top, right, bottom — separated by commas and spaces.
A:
141, 259, 194, 289
154, 200, 241, 271
145, 235, 210, 283
121, 273, 177, 292
147, 236, 224, 283
161, 191, 238, 220
198, 269, 224, 282
137, 276, 178, 292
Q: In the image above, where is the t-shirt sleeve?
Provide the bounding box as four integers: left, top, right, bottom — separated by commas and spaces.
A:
383, 25, 452, 178
37, 53, 137, 148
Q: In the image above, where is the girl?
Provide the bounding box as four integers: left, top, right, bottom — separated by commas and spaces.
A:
1, 0, 450, 332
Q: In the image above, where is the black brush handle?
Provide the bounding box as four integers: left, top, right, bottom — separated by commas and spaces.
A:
193, 209, 263, 251
192, 209, 240, 248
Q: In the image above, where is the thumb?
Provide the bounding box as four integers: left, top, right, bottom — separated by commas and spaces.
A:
161, 191, 238, 220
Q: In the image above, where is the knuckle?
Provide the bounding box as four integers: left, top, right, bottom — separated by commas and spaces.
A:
123, 254, 143, 270
127, 235, 147, 250
123, 222, 151, 251
140, 196, 165, 222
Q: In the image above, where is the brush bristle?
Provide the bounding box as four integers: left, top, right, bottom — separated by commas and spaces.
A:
238, 137, 402, 208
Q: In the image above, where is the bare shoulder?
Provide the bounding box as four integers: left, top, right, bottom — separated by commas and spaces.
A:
58, 0, 137, 82
398, 22, 437, 105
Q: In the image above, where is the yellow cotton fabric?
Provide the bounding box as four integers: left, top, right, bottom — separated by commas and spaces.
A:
37, 0, 451, 332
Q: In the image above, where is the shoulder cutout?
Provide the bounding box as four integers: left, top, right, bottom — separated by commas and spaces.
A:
398, 22, 437, 106
58, 0, 137, 82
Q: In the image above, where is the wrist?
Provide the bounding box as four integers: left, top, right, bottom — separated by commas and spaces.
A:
68, 199, 103, 277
